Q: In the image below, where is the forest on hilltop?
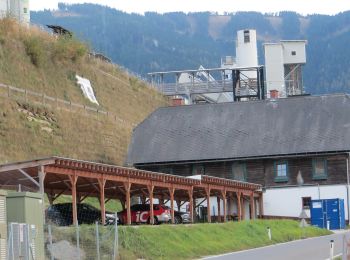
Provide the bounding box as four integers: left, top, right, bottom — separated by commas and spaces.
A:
32, 4, 350, 94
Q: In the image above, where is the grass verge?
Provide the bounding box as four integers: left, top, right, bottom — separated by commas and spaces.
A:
49, 220, 331, 260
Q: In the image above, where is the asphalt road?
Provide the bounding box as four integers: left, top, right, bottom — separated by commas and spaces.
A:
203, 231, 349, 260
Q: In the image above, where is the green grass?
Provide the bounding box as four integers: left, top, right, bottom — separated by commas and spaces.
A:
49, 220, 331, 260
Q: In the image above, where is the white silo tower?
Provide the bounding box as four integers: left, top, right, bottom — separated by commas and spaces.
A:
0, 0, 10, 18
236, 29, 258, 78
10, 0, 30, 25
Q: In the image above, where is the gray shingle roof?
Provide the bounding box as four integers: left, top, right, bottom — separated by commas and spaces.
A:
126, 94, 350, 165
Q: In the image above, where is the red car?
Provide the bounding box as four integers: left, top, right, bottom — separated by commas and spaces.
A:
118, 204, 171, 224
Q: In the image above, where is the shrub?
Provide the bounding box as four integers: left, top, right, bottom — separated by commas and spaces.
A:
53, 36, 88, 63
23, 36, 44, 67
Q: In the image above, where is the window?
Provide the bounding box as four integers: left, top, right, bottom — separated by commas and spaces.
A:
291, 51, 296, 56
23, 8, 28, 14
231, 163, 246, 181
192, 165, 205, 175
312, 158, 327, 180
302, 197, 311, 209
159, 167, 173, 174
274, 161, 288, 182
244, 30, 250, 43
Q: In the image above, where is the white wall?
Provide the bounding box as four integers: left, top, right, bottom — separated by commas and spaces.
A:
236, 29, 258, 79
282, 41, 307, 64
0, 0, 9, 18
9, 0, 29, 26
264, 43, 285, 97
263, 184, 349, 220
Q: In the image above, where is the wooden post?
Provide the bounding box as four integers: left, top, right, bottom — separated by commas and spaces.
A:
250, 192, 255, 220
259, 193, 264, 218
221, 190, 227, 222
123, 182, 131, 225
69, 175, 78, 225
188, 187, 194, 223
237, 192, 242, 221
241, 196, 245, 220
148, 184, 154, 224
193, 195, 196, 223
206, 186, 211, 223
98, 178, 107, 225
169, 187, 175, 224
217, 196, 221, 222
38, 166, 46, 224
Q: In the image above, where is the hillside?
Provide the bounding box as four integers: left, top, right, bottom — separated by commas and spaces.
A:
32, 4, 350, 95
0, 18, 168, 165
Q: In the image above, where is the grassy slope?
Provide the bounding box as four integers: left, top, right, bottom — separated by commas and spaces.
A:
50, 220, 331, 260
0, 19, 168, 165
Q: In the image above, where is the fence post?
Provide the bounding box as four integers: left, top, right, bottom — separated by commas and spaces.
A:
76, 221, 81, 260
96, 221, 100, 260
48, 225, 54, 260
7, 86, 10, 98
113, 213, 118, 260
330, 239, 334, 260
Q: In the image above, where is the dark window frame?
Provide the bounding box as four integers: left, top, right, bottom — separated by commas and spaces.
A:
231, 162, 247, 182
274, 160, 289, 182
302, 197, 312, 209
192, 164, 205, 175
312, 158, 328, 180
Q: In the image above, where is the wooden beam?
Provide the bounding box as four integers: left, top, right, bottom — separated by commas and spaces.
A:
188, 187, 194, 223
148, 184, 154, 224
217, 196, 221, 222
0, 158, 55, 173
68, 175, 78, 225
123, 182, 131, 225
205, 186, 211, 223
241, 196, 245, 221
17, 169, 40, 188
250, 192, 255, 220
98, 178, 107, 225
221, 189, 227, 223
237, 192, 242, 221
168, 186, 175, 224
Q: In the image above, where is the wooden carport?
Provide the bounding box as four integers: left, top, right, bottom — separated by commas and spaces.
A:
0, 157, 262, 225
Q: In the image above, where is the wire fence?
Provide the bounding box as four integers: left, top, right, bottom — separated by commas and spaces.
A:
0, 83, 135, 127
45, 221, 118, 260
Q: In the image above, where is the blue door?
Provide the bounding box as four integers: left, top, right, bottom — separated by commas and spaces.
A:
326, 199, 340, 230
310, 200, 326, 228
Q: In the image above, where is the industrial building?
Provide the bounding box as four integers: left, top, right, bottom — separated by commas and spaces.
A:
149, 29, 307, 104
0, 0, 30, 25
126, 94, 350, 221
264, 40, 307, 98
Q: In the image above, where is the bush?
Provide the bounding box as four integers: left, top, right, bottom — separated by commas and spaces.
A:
53, 36, 88, 63
23, 36, 44, 67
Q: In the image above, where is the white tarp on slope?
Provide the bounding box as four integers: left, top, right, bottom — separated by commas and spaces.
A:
76, 75, 99, 105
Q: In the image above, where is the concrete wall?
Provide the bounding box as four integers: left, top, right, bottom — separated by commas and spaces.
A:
264, 43, 285, 97
263, 184, 349, 220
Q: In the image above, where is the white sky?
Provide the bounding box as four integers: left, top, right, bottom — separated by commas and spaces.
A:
31, 0, 350, 15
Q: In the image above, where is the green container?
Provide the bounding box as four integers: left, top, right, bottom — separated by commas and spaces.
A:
6, 192, 44, 260
0, 190, 7, 260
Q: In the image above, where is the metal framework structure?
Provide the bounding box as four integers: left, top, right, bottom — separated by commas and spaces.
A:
0, 157, 262, 225
148, 66, 265, 103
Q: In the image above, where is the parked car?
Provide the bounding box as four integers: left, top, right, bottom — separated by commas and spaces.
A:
46, 203, 116, 226
163, 206, 191, 224
117, 204, 171, 225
